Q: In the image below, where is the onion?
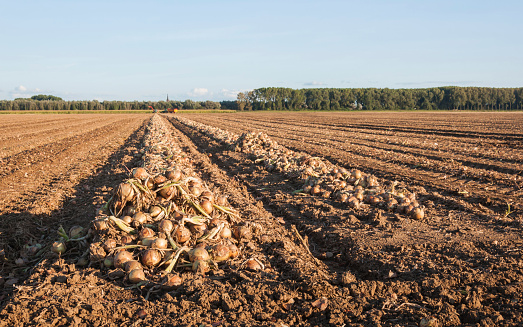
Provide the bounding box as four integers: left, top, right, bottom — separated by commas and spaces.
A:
121, 235, 134, 245
351, 169, 362, 179
337, 193, 349, 203
153, 175, 167, 186
213, 244, 230, 262
192, 260, 210, 273
114, 250, 133, 269
189, 223, 207, 237
149, 205, 163, 218
245, 258, 262, 271
159, 185, 176, 199
102, 238, 117, 252
124, 260, 142, 272
233, 225, 251, 240
122, 215, 133, 225
189, 185, 202, 197
51, 241, 66, 254
200, 191, 214, 203
228, 243, 239, 259
133, 212, 148, 225
348, 197, 360, 209
162, 274, 182, 290
92, 219, 108, 232
188, 247, 210, 262
128, 269, 146, 284
165, 169, 182, 181
311, 184, 322, 195
141, 249, 161, 267
158, 220, 174, 234
411, 207, 425, 220
220, 226, 232, 239
151, 237, 168, 249
132, 167, 149, 180
69, 226, 85, 239
200, 200, 213, 215
139, 227, 155, 240
116, 182, 135, 202
174, 226, 191, 243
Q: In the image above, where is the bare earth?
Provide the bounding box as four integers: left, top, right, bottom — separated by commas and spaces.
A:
0, 112, 522, 326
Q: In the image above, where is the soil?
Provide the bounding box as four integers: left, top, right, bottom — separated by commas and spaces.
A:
0, 112, 522, 327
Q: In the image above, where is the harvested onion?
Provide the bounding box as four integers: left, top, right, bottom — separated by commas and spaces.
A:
141, 249, 161, 267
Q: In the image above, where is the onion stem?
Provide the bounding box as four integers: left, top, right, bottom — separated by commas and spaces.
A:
108, 216, 136, 234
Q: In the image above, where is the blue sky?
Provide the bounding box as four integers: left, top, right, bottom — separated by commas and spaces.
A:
1, 0, 521, 101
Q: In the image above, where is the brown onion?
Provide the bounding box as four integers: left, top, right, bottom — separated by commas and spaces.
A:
245, 258, 262, 271
69, 226, 85, 239
141, 249, 161, 267
411, 207, 425, 220
228, 244, 239, 259
116, 182, 135, 202
133, 212, 148, 225
139, 227, 155, 239
114, 250, 133, 269
233, 225, 251, 240
132, 167, 149, 180
200, 200, 213, 215
102, 238, 117, 252
124, 260, 142, 272
151, 237, 168, 249
92, 219, 108, 232
162, 274, 182, 290
158, 220, 174, 234
188, 247, 210, 262
122, 215, 133, 225
128, 269, 146, 284
200, 190, 214, 203
159, 185, 176, 199
165, 169, 182, 181
174, 226, 191, 243
213, 244, 230, 262
220, 226, 232, 239
51, 241, 66, 254
149, 205, 163, 218
153, 175, 167, 186
121, 235, 134, 245
192, 260, 210, 273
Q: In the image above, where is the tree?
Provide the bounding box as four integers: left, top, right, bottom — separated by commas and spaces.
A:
31, 94, 63, 101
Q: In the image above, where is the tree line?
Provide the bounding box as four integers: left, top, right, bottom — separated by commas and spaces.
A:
0, 98, 227, 111
236, 86, 523, 111
2, 87, 522, 111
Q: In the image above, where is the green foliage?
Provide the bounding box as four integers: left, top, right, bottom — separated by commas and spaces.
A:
236, 86, 523, 111
31, 94, 63, 101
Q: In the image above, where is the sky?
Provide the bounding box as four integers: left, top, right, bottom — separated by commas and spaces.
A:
1, 0, 522, 102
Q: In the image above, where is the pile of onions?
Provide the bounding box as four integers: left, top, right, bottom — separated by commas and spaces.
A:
87, 115, 259, 290
174, 116, 424, 219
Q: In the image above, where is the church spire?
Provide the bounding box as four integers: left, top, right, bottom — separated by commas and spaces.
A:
166, 94, 169, 102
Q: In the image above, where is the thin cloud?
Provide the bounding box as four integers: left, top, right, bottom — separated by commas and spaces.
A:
304, 81, 326, 86
11, 85, 44, 98
188, 88, 209, 97
220, 89, 239, 99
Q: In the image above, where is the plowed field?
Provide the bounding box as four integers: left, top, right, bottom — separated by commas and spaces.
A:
1, 112, 522, 327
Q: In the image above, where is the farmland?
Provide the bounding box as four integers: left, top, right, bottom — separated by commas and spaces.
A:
0, 112, 522, 326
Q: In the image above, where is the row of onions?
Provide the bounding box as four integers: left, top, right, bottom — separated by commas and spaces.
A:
172, 116, 424, 220
54, 114, 263, 289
